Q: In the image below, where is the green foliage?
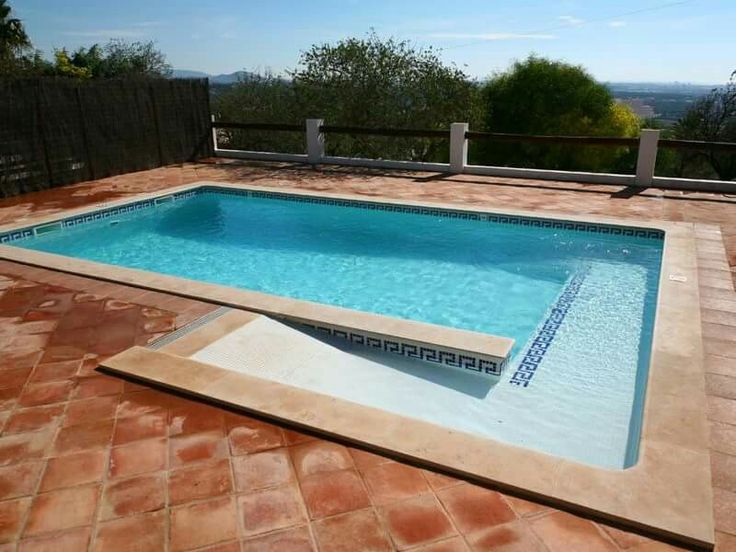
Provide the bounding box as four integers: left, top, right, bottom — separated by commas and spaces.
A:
482, 56, 613, 135
0, 0, 170, 80
213, 73, 303, 153
291, 33, 479, 160
0, 0, 35, 74
68, 44, 104, 77
95, 40, 172, 78
0, 0, 27, 50
50, 40, 171, 79
216, 49, 649, 171
291, 32, 478, 127
53, 49, 93, 79
214, 32, 479, 161
475, 56, 641, 171
663, 72, 736, 180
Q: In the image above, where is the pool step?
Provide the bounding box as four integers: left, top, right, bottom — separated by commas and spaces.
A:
148, 310, 509, 379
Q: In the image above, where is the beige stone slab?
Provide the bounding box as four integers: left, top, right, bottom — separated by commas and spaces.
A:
101, 346, 714, 549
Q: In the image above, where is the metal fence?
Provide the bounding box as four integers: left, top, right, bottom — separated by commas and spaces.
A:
0, 78, 213, 198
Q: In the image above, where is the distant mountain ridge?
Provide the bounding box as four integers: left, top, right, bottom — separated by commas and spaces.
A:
172, 69, 253, 84
174, 71, 723, 92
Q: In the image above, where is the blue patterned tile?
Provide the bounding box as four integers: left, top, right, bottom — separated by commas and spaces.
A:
298, 321, 507, 376
1, 192, 191, 242
509, 267, 589, 388
203, 186, 663, 241
0, 184, 664, 245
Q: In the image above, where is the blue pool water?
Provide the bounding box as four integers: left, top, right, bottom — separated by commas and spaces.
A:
11, 189, 664, 467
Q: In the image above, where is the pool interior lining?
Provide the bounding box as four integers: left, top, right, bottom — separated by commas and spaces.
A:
0, 184, 665, 244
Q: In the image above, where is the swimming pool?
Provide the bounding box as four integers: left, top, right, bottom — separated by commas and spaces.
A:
2, 185, 664, 468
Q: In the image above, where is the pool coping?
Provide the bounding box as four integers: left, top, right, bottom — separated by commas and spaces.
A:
0, 181, 714, 548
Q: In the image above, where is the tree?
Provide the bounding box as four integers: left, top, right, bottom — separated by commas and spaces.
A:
671, 72, 736, 180
212, 72, 303, 154
476, 56, 640, 171
1, 5, 172, 80
289, 32, 480, 161
97, 40, 171, 78
214, 33, 480, 161
52, 48, 94, 79
49, 40, 171, 79
0, 0, 34, 74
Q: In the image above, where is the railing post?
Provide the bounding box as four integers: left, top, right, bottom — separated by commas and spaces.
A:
450, 122, 468, 173
635, 129, 660, 187
306, 118, 324, 165
211, 115, 218, 151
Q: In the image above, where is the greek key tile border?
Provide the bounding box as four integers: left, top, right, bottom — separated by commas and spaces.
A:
509, 266, 590, 388
297, 321, 508, 377
1, 184, 664, 243
210, 187, 664, 240
0, 189, 198, 243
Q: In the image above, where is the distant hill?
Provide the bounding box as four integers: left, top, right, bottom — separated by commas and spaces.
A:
172, 69, 253, 84
172, 69, 209, 79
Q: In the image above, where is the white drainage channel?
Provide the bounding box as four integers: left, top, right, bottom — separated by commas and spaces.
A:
148, 306, 232, 350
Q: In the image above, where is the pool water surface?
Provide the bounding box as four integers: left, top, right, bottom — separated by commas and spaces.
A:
9, 188, 663, 467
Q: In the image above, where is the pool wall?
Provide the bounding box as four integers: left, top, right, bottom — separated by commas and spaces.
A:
0, 184, 665, 244
0, 183, 666, 380
0, 181, 714, 548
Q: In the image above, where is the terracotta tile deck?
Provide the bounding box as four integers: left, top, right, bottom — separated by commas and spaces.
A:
0, 160, 735, 550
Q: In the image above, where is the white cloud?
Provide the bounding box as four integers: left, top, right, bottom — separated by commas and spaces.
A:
558, 15, 585, 26
425, 32, 557, 41
609, 21, 627, 28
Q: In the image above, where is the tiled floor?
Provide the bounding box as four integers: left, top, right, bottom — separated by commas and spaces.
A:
0, 161, 735, 551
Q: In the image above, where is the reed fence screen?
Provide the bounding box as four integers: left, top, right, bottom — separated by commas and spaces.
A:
0, 78, 212, 198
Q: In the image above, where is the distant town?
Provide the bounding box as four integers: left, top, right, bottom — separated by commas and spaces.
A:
607, 82, 718, 126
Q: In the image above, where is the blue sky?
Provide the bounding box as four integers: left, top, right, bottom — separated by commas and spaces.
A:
12, 0, 736, 83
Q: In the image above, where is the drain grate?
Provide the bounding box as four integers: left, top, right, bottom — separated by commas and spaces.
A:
147, 306, 232, 350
